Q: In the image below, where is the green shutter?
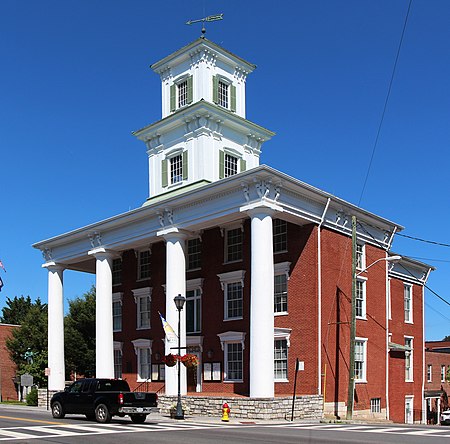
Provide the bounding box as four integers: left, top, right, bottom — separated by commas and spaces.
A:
182, 151, 188, 181
161, 159, 168, 187
230, 84, 236, 112
170, 84, 176, 112
212, 75, 219, 104
240, 158, 246, 173
219, 150, 225, 179
187, 76, 193, 104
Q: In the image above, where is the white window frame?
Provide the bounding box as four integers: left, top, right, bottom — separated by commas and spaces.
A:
224, 153, 238, 177
441, 365, 446, 383
370, 398, 381, 413
113, 341, 123, 379
112, 258, 122, 286
405, 336, 413, 382
273, 219, 288, 253
187, 237, 202, 271
133, 287, 152, 330
355, 277, 367, 319
404, 283, 413, 323
354, 337, 368, 383
274, 262, 290, 315
218, 331, 245, 382
137, 249, 151, 280
132, 339, 152, 382
223, 225, 244, 263
112, 292, 123, 332
186, 278, 203, 334
217, 270, 245, 321
169, 153, 183, 185
274, 328, 291, 382
427, 364, 432, 382
218, 78, 230, 109
356, 243, 365, 271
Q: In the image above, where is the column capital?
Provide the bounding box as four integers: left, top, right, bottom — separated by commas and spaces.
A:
42, 261, 65, 272
157, 227, 189, 241
88, 247, 119, 260
240, 200, 283, 217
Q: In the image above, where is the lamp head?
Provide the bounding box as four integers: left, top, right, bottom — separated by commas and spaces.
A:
386, 255, 402, 263
174, 294, 186, 311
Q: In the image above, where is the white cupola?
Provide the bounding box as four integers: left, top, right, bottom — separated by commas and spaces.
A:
133, 37, 275, 202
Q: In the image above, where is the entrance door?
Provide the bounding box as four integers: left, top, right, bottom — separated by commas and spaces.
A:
186, 352, 200, 392
405, 396, 414, 424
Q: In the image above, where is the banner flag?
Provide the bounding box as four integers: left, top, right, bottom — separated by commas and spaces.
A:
0, 260, 6, 272
0, 276, 3, 292
158, 311, 177, 344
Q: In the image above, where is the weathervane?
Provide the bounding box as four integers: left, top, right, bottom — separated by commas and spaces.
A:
186, 13, 224, 37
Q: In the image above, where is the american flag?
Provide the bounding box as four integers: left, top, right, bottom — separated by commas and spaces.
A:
0, 276, 3, 292
0, 259, 5, 273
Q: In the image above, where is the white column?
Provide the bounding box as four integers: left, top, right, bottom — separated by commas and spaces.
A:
88, 247, 115, 378
242, 202, 281, 398
44, 262, 65, 391
157, 227, 187, 396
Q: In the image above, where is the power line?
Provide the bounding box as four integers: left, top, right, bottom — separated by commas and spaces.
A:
395, 232, 450, 248
358, 0, 412, 205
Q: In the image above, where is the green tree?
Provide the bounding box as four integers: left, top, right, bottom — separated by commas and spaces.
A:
0, 295, 44, 325
64, 286, 96, 378
443, 335, 450, 341
6, 301, 48, 387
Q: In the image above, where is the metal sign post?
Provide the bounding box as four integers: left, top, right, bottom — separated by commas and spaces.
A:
291, 359, 304, 421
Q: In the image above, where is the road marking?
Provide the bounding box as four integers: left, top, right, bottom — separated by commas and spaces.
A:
0, 415, 63, 425
0, 429, 37, 439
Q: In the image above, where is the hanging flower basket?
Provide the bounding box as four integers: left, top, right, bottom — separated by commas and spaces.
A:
163, 354, 179, 367
181, 353, 198, 368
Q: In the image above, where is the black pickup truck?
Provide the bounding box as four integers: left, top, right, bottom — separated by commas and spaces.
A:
50, 378, 158, 423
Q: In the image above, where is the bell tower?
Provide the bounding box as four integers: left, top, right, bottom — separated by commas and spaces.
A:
133, 38, 274, 202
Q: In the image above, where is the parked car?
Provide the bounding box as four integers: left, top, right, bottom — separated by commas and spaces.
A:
50, 378, 158, 423
440, 409, 450, 425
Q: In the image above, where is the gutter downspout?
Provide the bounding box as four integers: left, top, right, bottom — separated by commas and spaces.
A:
318, 198, 331, 397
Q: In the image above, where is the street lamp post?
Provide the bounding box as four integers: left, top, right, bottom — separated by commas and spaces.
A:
174, 294, 186, 420
346, 216, 401, 420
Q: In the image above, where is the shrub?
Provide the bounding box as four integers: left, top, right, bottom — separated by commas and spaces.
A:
26, 387, 38, 406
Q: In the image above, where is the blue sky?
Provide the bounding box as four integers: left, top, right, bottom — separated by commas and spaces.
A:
1, 0, 449, 340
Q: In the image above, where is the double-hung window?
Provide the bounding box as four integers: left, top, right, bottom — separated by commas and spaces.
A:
442, 365, 446, 382
354, 338, 367, 382
355, 278, 367, 318
133, 287, 151, 330
274, 262, 290, 314
212, 75, 236, 112
427, 365, 432, 382
161, 151, 188, 187
219, 150, 246, 179
405, 337, 413, 381
404, 284, 413, 323
138, 250, 151, 280
273, 219, 287, 253
218, 270, 245, 321
225, 154, 238, 177
112, 258, 122, 286
356, 243, 365, 270
274, 339, 288, 380
218, 331, 245, 382
186, 278, 203, 334
132, 339, 152, 381
225, 227, 243, 263
187, 238, 202, 270
112, 292, 123, 332
170, 75, 193, 111
113, 342, 123, 379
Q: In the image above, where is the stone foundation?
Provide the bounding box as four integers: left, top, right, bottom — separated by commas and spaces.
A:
158, 395, 323, 420
38, 389, 59, 409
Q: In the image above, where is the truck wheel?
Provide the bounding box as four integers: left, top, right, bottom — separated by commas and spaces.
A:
95, 404, 111, 423
51, 401, 65, 419
130, 414, 147, 424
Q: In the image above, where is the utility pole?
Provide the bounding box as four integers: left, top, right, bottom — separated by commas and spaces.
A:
346, 215, 357, 420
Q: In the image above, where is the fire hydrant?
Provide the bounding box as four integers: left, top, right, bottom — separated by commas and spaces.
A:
221, 402, 230, 422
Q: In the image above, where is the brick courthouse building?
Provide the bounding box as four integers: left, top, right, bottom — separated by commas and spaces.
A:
34, 38, 432, 422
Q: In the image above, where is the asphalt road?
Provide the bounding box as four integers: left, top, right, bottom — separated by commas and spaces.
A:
0, 405, 450, 443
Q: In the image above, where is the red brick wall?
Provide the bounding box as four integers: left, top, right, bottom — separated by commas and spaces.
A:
388, 279, 424, 423
424, 350, 450, 393
0, 324, 18, 401
320, 228, 388, 414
